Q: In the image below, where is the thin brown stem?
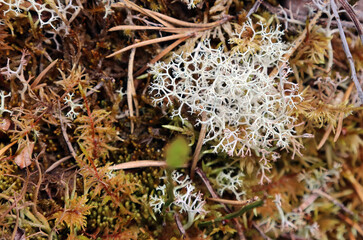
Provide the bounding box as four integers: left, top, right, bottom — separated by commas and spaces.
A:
112, 1, 232, 28
30, 59, 58, 89
45, 156, 72, 173
261, 1, 357, 29
11, 196, 20, 240
127, 47, 137, 133
195, 168, 245, 240
338, 213, 363, 236
336, 0, 363, 44
109, 25, 210, 33
252, 222, 272, 240
32, 147, 45, 215
134, 35, 191, 76
0, 167, 30, 223
113, 0, 173, 28
58, 101, 77, 160
208, 196, 259, 206
331, 0, 363, 104
191, 111, 207, 179
108, 160, 188, 170
174, 213, 188, 239
107, 32, 192, 58
317, 124, 333, 150
313, 189, 355, 216
147, 11, 233, 28
246, 0, 264, 19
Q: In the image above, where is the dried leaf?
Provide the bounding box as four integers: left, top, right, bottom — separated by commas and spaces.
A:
14, 228, 25, 240
14, 141, 34, 168
0, 118, 11, 131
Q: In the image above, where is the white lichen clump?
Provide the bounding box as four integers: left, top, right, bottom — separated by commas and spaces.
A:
150, 171, 207, 229
181, 0, 201, 9
150, 20, 303, 181
64, 93, 83, 120
0, 91, 12, 116
271, 194, 321, 238
216, 169, 245, 200
0, 0, 80, 33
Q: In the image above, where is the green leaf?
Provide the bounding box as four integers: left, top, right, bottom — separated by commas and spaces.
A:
77, 236, 92, 240
165, 136, 190, 168
162, 125, 185, 132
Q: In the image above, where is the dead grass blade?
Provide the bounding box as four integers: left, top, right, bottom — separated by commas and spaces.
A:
127, 47, 138, 133
112, 1, 232, 28
45, 156, 72, 173
134, 35, 191, 76
112, 0, 173, 28
108, 160, 188, 170
109, 25, 170, 31
145, 10, 232, 28
317, 124, 333, 150
338, 213, 363, 237
107, 32, 192, 58
108, 1, 232, 60
343, 166, 363, 204
191, 111, 207, 179
30, 59, 58, 89
109, 25, 210, 33
208, 197, 257, 206
0, 141, 17, 158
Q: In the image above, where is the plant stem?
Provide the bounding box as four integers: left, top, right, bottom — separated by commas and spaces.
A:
198, 200, 263, 228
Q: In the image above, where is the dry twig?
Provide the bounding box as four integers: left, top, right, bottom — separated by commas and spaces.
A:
208, 197, 259, 206
58, 101, 77, 160
127, 47, 138, 133
312, 188, 355, 216
342, 166, 363, 204
338, 213, 363, 236
45, 156, 72, 173
190, 111, 207, 179
336, 0, 363, 44
174, 213, 188, 239
107, 32, 193, 58
195, 168, 246, 240
246, 0, 264, 19
252, 222, 272, 240
107, 0, 232, 75
331, 0, 363, 104
30, 59, 58, 90
108, 160, 188, 170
